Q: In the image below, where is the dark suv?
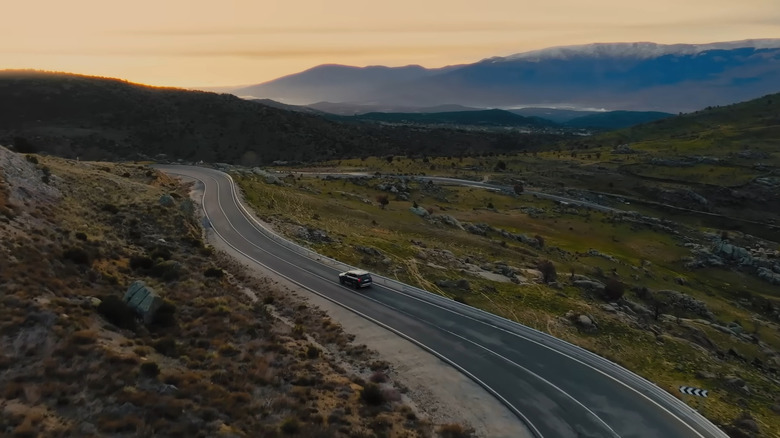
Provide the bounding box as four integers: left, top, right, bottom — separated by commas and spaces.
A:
338, 270, 373, 288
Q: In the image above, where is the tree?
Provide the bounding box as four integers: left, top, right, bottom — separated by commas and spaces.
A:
513, 183, 524, 195
494, 160, 507, 171
376, 194, 389, 209
537, 260, 557, 284
603, 279, 625, 300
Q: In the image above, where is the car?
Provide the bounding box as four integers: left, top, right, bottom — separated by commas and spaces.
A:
338, 269, 373, 288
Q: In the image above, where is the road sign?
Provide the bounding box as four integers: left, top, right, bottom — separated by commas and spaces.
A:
679, 386, 708, 397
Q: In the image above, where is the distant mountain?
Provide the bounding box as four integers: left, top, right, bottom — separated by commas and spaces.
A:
0, 71, 563, 164
507, 108, 601, 123
233, 64, 461, 105
231, 40, 780, 113
563, 111, 673, 130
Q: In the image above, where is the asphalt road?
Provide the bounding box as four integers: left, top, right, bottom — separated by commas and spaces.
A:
157, 165, 727, 438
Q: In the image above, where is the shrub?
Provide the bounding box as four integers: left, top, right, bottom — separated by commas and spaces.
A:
63, 247, 91, 265
150, 246, 172, 261
129, 255, 153, 270
603, 279, 625, 300
204, 267, 224, 278
151, 260, 181, 281
140, 362, 160, 378
97, 296, 137, 330
369, 371, 388, 383
25, 155, 38, 164
537, 260, 557, 284
151, 301, 176, 327
360, 383, 386, 406
153, 337, 178, 357
306, 345, 320, 359
75, 232, 88, 241
279, 417, 300, 435
101, 203, 119, 214
534, 234, 545, 248
437, 423, 476, 438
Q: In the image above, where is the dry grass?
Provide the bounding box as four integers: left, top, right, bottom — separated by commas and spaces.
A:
0, 150, 455, 438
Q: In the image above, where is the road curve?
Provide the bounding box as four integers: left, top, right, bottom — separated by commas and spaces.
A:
157, 165, 727, 438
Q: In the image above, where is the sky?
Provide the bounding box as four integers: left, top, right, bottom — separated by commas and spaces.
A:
3, 0, 779, 88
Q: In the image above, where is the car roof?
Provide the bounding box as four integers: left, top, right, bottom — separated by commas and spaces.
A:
346, 269, 370, 275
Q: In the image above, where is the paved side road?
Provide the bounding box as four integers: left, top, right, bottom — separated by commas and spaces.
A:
157, 165, 728, 438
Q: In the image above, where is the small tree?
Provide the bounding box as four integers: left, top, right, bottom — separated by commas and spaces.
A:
494, 160, 507, 171
376, 195, 389, 210
537, 260, 557, 284
513, 183, 524, 195
534, 234, 545, 248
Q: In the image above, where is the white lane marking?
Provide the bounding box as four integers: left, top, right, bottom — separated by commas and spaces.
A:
169, 169, 544, 438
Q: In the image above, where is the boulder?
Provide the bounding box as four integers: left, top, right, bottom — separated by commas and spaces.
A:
573, 280, 606, 292
123, 281, 163, 324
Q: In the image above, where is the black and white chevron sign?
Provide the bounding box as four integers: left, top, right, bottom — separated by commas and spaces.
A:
679, 386, 708, 397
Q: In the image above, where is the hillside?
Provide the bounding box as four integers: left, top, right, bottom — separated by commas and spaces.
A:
564, 110, 673, 130
328, 109, 559, 131
0, 70, 563, 165
0, 145, 478, 437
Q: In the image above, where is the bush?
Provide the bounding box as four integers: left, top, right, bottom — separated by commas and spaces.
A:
306, 345, 320, 359
537, 260, 557, 284
97, 296, 137, 330
63, 247, 91, 265
75, 232, 88, 241
279, 417, 300, 435
360, 383, 386, 406
101, 203, 119, 214
25, 155, 38, 164
437, 423, 476, 438
153, 337, 177, 357
204, 267, 224, 278
140, 362, 160, 378
534, 234, 545, 248
603, 279, 625, 300
129, 255, 153, 270
151, 301, 176, 327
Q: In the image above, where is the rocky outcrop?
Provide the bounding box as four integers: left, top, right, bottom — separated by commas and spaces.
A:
124, 281, 163, 324
656, 290, 715, 320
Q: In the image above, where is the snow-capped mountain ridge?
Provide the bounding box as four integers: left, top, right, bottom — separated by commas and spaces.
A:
493, 39, 780, 62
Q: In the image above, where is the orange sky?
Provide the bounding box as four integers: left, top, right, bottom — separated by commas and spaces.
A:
3, 0, 779, 88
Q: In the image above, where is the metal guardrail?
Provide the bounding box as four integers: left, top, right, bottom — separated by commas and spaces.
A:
224, 172, 727, 438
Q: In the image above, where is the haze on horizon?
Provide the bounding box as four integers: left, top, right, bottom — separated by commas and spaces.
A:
3, 0, 779, 88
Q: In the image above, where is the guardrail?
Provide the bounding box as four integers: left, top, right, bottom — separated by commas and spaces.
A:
224, 171, 727, 438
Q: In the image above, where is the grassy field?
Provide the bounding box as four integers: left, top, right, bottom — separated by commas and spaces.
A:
237, 155, 780, 436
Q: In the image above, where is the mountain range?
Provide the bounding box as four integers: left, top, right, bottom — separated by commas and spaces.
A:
227, 39, 780, 113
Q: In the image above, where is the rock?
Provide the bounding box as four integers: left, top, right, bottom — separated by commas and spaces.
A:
409, 206, 430, 217
695, 370, 717, 379
757, 267, 780, 285
573, 280, 606, 292
455, 279, 471, 291
600, 304, 617, 313
123, 281, 163, 324
78, 422, 97, 435
355, 246, 383, 257
577, 315, 593, 327
89, 297, 102, 307
736, 418, 759, 433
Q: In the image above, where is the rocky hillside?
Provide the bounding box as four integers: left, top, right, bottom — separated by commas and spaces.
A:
0, 145, 468, 437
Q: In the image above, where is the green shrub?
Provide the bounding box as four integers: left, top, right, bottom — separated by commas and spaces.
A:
63, 247, 91, 265
153, 337, 177, 357
603, 279, 625, 301
537, 259, 557, 283
204, 267, 224, 278
279, 417, 300, 435
129, 255, 153, 270
437, 423, 476, 438
140, 362, 160, 378
151, 301, 176, 327
97, 296, 137, 330
360, 383, 385, 406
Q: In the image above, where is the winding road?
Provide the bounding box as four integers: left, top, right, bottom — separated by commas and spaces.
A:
157, 165, 727, 438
